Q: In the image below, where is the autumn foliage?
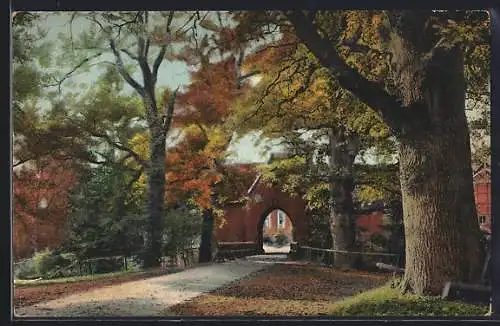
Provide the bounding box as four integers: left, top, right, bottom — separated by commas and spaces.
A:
13, 158, 78, 259
174, 57, 242, 126
164, 50, 252, 211
166, 131, 222, 209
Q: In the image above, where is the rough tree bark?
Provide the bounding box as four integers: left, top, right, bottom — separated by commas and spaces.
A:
108, 28, 172, 268
328, 128, 360, 268
397, 45, 484, 294
287, 10, 485, 294
143, 116, 167, 267
198, 208, 214, 263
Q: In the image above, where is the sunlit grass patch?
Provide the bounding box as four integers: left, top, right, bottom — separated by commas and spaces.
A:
329, 284, 488, 317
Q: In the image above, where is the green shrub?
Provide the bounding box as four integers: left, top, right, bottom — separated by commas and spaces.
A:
32, 248, 73, 279
161, 205, 202, 257
263, 235, 273, 245
274, 232, 289, 246
370, 233, 388, 249
14, 259, 38, 280
93, 257, 124, 274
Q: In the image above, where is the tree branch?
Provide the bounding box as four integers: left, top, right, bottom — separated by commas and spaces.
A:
13, 157, 34, 168
120, 48, 139, 61
285, 11, 406, 135
238, 70, 261, 81
195, 122, 209, 141
126, 167, 144, 190
43, 52, 104, 92
151, 11, 175, 84
87, 129, 150, 168
163, 86, 180, 134
152, 45, 167, 85
136, 36, 154, 98
109, 38, 145, 96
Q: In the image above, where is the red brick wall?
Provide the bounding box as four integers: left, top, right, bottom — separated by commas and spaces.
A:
356, 211, 384, 241
473, 168, 491, 228
217, 168, 491, 247
474, 182, 491, 226
214, 179, 308, 249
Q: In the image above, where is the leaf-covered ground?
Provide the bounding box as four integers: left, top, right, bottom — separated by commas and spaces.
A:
167, 263, 488, 317
14, 268, 171, 308
167, 263, 390, 316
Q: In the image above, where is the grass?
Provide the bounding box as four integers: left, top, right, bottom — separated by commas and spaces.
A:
167, 264, 489, 317
14, 268, 161, 288
329, 284, 489, 317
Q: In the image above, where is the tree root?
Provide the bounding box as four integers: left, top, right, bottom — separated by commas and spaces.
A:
398, 277, 412, 295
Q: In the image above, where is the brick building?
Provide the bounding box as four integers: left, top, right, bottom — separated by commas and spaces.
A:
262, 209, 294, 240
473, 166, 491, 230
357, 210, 386, 242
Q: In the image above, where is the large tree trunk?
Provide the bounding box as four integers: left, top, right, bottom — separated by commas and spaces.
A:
286, 10, 485, 296
328, 128, 359, 268
143, 123, 166, 268
398, 45, 484, 295
198, 209, 214, 263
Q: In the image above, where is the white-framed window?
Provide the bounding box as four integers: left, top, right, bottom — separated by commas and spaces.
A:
264, 214, 271, 228
278, 210, 285, 228
479, 215, 487, 224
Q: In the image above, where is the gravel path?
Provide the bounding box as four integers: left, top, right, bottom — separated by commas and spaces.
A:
263, 243, 291, 254
15, 255, 287, 318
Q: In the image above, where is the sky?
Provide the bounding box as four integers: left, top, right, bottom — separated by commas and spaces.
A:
32, 12, 281, 164
24, 12, 486, 167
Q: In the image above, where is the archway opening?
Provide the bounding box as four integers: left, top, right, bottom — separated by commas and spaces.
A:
259, 208, 295, 254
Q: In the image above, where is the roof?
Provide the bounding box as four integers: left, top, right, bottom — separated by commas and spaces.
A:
473, 166, 491, 182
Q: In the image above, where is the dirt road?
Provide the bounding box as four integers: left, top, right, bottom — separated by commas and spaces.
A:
15, 255, 287, 318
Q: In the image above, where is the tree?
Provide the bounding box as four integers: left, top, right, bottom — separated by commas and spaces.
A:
13, 158, 78, 258
64, 163, 145, 260
12, 12, 53, 113
237, 10, 488, 294
42, 11, 212, 267
161, 203, 203, 262
354, 163, 404, 263
166, 21, 258, 262
229, 30, 394, 267
12, 13, 95, 169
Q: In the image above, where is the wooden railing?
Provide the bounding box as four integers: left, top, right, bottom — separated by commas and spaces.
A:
161, 247, 199, 268
14, 248, 202, 280
213, 242, 260, 261
289, 242, 400, 270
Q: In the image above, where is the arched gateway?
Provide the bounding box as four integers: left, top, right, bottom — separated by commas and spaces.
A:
214, 171, 310, 253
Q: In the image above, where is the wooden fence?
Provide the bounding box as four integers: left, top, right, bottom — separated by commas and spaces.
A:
213, 242, 260, 261
289, 242, 400, 270
14, 247, 202, 280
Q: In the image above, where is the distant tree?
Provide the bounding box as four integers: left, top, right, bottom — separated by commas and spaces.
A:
64, 163, 145, 260
13, 158, 78, 259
